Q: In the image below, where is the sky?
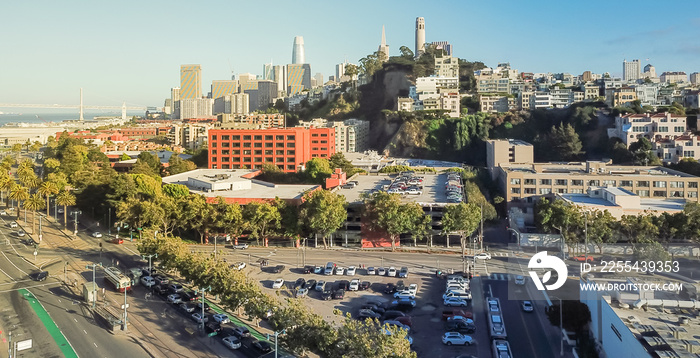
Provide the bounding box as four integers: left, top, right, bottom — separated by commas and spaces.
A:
1, 0, 699, 108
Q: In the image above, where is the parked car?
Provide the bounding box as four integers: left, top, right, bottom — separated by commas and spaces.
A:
346, 266, 357, 276
474, 252, 492, 260
231, 262, 246, 270
153, 285, 169, 297
357, 309, 382, 320
444, 319, 476, 333
111, 237, 123, 244
382, 310, 406, 321
179, 303, 197, 313
252, 340, 272, 353
91, 232, 102, 238
294, 278, 306, 290
393, 291, 416, 300
514, 275, 525, 285
383, 320, 411, 333
303, 265, 314, 274
191, 312, 208, 323
444, 296, 469, 306
272, 279, 285, 289
349, 279, 360, 291
296, 288, 308, 298
521, 300, 534, 312
377, 267, 386, 276
153, 275, 169, 286
367, 267, 376, 275
232, 243, 248, 249
180, 290, 199, 302
406, 187, 422, 195
442, 309, 473, 320
362, 304, 385, 315
360, 281, 370, 290
9, 222, 18, 228
196, 302, 211, 312
221, 336, 241, 350
167, 294, 182, 304
169, 283, 184, 293
337, 280, 350, 291
306, 279, 317, 290
321, 290, 332, 300
390, 298, 416, 309
32, 271, 49, 281
387, 267, 397, 277
232, 326, 251, 338
335, 267, 345, 275
442, 332, 473, 346
399, 267, 409, 278
572, 255, 594, 262
315, 280, 326, 292
140, 276, 156, 287
332, 289, 345, 299
384, 283, 396, 294
271, 265, 285, 273
17, 230, 25, 237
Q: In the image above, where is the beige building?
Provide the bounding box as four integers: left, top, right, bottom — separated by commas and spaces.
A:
434, 55, 460, 78
180, 98, 214, 120
476, 73, 511, 93
605, 87, 637, 107
439, 92, 461, 117
397, 97, 415, 112
166, 123, 209, 150
480, 95, 515, 113
495, 160, 700, 206
558, 186, 686, 219
653, 132, 700, 164
607, 112, 687, 148
582, 82, 601, 101
299, 118, 370, 153
660, 71, 687, 84
217, 113, 285, 128
486, 139, 534, 176
213, 93, 250, 115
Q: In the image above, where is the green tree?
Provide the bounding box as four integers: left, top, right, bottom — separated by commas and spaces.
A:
36, 181, 59, 217
162, 183, 190, 198
331, 316, 416, 358
586, 210, 616, 254
299, 190, 347, 249
55, 189, 76, 227
399, 46, 414, 60
23, 193, 45, 235
363, 191, 424, 251
11, 143, 22, 160
119, 153, 131, 161
548, 123, 583, 160
618, 214, 658, 243
9, 184, 29, 218
304, 157, 333, 184
242, 201, 281, 246
168, 154, 196, 175
629, 137, 661, 165
442, 203, 481, 264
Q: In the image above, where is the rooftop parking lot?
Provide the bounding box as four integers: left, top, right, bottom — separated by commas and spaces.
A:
337, 172, 463, 205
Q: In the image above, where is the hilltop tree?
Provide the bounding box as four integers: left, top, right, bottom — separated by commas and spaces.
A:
300, 190, 347, 248
547, 123, 583, 161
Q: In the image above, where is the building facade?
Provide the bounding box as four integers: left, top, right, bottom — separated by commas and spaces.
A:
213, 93, 250, 115
208, 127, 336, 172
287, 64, 311, 94
292, 36, 305, 64
299, 118, 370, 153
486, 139, 534, 173
623, 59, 641, 82
607, 112, 688, 148
415, 17, 425, 58
434, 56, 459, 78
180, 64, 202, 99
653, 133, 700, 164
660, 71, 687, 84
180, 98, 214, 120
211, 80, 239, 100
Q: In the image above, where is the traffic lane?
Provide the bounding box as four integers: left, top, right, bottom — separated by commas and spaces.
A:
488, 279, 556, 358
31, 284, 148, 358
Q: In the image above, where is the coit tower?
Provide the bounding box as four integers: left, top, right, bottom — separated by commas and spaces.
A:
415, 17, 425, 58
292, 36, 305, 64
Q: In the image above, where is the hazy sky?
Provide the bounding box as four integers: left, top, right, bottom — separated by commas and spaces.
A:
1, 0, 699, 107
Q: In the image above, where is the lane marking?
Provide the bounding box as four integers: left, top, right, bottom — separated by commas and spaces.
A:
73, 318, 77, 323
83, 330, 87, 335
0, 250, 28, 276
93, 342, 98, 348
123, 247, 138, 255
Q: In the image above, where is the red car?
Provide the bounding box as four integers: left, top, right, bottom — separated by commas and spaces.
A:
442, 309, 473, 321
571, 255, 593, 262
111, 237, 124, 244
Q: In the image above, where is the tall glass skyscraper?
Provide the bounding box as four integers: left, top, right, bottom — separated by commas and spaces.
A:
292, 36, 305, 64
180, 64, 202, 99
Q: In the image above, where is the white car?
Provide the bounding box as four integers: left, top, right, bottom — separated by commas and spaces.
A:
0, 211, 6, 215
335, 267, 345, 275
443, 297, 469, 307
9, 222, 18, 228
514, 275, 525, 285
140, 276, 155, 287
213, 313, 230, 324
367, 267, 376, 275
377, 267, 386, 276
313, 266, 323, 274
222, 336, 241, 350
231, 262, 246, 270
346, 266, 357, 276
521, 300, 534, 312
272, 278, 285, 289
393, 290, 416, 299
474, 252, 492, 260
315, 280, 326, 292
349, 279, 360, 291
442, 332, 473, 346
57, 208, 64, 214
406, 187, 422, 195
387, 267, 397, 277
17, 230, 25, 237
446, 283, 470, 292
167, 294, 182, 304
407, 283, 418, 295
191, 312, 208, 323
92, 232, 103, 238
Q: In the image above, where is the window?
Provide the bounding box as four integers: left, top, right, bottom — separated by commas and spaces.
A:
287, 150, 295, 155
588, 180, 599, 186
243, 142, 251, 148
211, 156, 217, 161
620, 180, 632, 187
658, 127, 668, 132
221, 142, 229, 148
232, 157, 240, 162
276, 135, 284, 140
688, 191, 698, 198
539, 188, 551, 194
636, 190, 649, 197
320, 133, 328, 137
637, 181, 649, 187
653, 191, 666, 197
211, 135, 218, 140
254, 135, 262, 140
232, 142, 240, 147
265, 157, 273, 163
669, 181, 684, 188
265, 150, 273, 155
220, 135, 228, 140
653, 181, 666, 188
265, 142, 273, 147
221, 164, 229, 169
690, 182, 698, 188
321, 140, 327, 144
312, 133, 319, 137
288, 143, 295, 148
287, 135, 295, 140
276, 142, 284, 147
287, 165, 295, 171
276, 157, 284, 163
211, 150, 217, 155
555, 179, 567, 186
243, 157, 251, 162
572, 180, 583, 186
511, 188, 521, 194
265, 135, 273, 140
312, 140, 319, 144
211, 142, 217, 147
524, 188, 536, 194
684, 151, 695, 157
557, 188, 567, 194
243, 150, 251, 155
602, 180, 616, 186
254, 143, 262, 148
221, 157, 229, 162
287, 157, 295, 162
675, 126, 685, 132
510, 179, 521, 185
254, 157, 262, 163
570, 189, 584, 194
276, 150, 284, 155
232, 150, 240, 155
243, 135, 251, 140
232, 135, 240, 140
254, 150, 262, 155
670, 191, 683, 198
524, 179, 536, 185
540, 179, 551, 185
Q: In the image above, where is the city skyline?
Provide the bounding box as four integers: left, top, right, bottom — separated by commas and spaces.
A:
0, 0, 699, 106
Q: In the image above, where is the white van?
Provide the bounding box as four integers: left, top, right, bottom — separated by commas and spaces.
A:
324, 262, 334, 275
442, 290, 472, 300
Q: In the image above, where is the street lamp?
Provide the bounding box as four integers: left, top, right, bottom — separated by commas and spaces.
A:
39, 214, 43, 242
73, 210, 81, 236
267, 329, 286, 358
122, 285, 129, 331
142, 253, 158, 277
550, 295, 565, 356
195, 286, 212, 332
85, 263, 102, 308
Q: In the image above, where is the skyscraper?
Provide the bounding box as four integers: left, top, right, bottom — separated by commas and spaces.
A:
415, 17, 425, 58
623, 59, 641, 82
292, 36, 305, 64
263, 62, 274, 80
180, 64, 202, 99
287, 64, 311, 94
211, 80, 239, 100
378, 25, 390, 60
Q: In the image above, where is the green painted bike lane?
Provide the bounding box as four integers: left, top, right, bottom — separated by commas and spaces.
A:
20, 288, 79, 358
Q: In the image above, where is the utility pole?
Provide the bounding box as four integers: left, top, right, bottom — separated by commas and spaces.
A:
267, 329, 286, 358
54, 199, 57, 221
85, 263, 102, 308
142, 253, 158, 277
122, 286, 129, 331
39, 215, 43, 242
479, 204, 484, 252
108, 207, 111, 235
73, 211, 81, 236
195, 286, 212, 332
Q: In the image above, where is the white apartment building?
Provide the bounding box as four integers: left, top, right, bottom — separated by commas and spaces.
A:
634, 84, 659, 107
623, 59, 641, 82
581, 83, 601, 101
167, 123, 209, 150
480, 95, 515, 113
691, 72, 700, 86
550, 89, 584, 108
213, 93, 250, 115
439, 92, 461, 118
518, 91, 533, 110
299, 118, 370, 153
434, 56, 460, 78
660, 71, 687, 84
397, 97, 415, 112
530, 92, 552, 109
416, 76, 459, 98
180, 98, 214, 120
653, 132, 700, 164
607, 112, 688, 148
476, 73, 510, 93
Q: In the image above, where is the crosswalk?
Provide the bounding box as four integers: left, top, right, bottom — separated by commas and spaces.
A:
486, 273, 519, 281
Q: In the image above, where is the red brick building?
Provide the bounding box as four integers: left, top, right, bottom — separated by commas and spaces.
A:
208, 127, 335, 172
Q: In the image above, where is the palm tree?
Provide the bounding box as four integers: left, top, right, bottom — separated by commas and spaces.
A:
23, 194, 44, 235
9, 184, 29, 220
0, 175, 11, 205
37, 181, 59, 217
56, 190, 76, 227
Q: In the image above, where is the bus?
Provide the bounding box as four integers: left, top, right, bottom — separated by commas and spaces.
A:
492, 339, 513, 358
103, 267, 132, 292
487, 297, 507, 339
